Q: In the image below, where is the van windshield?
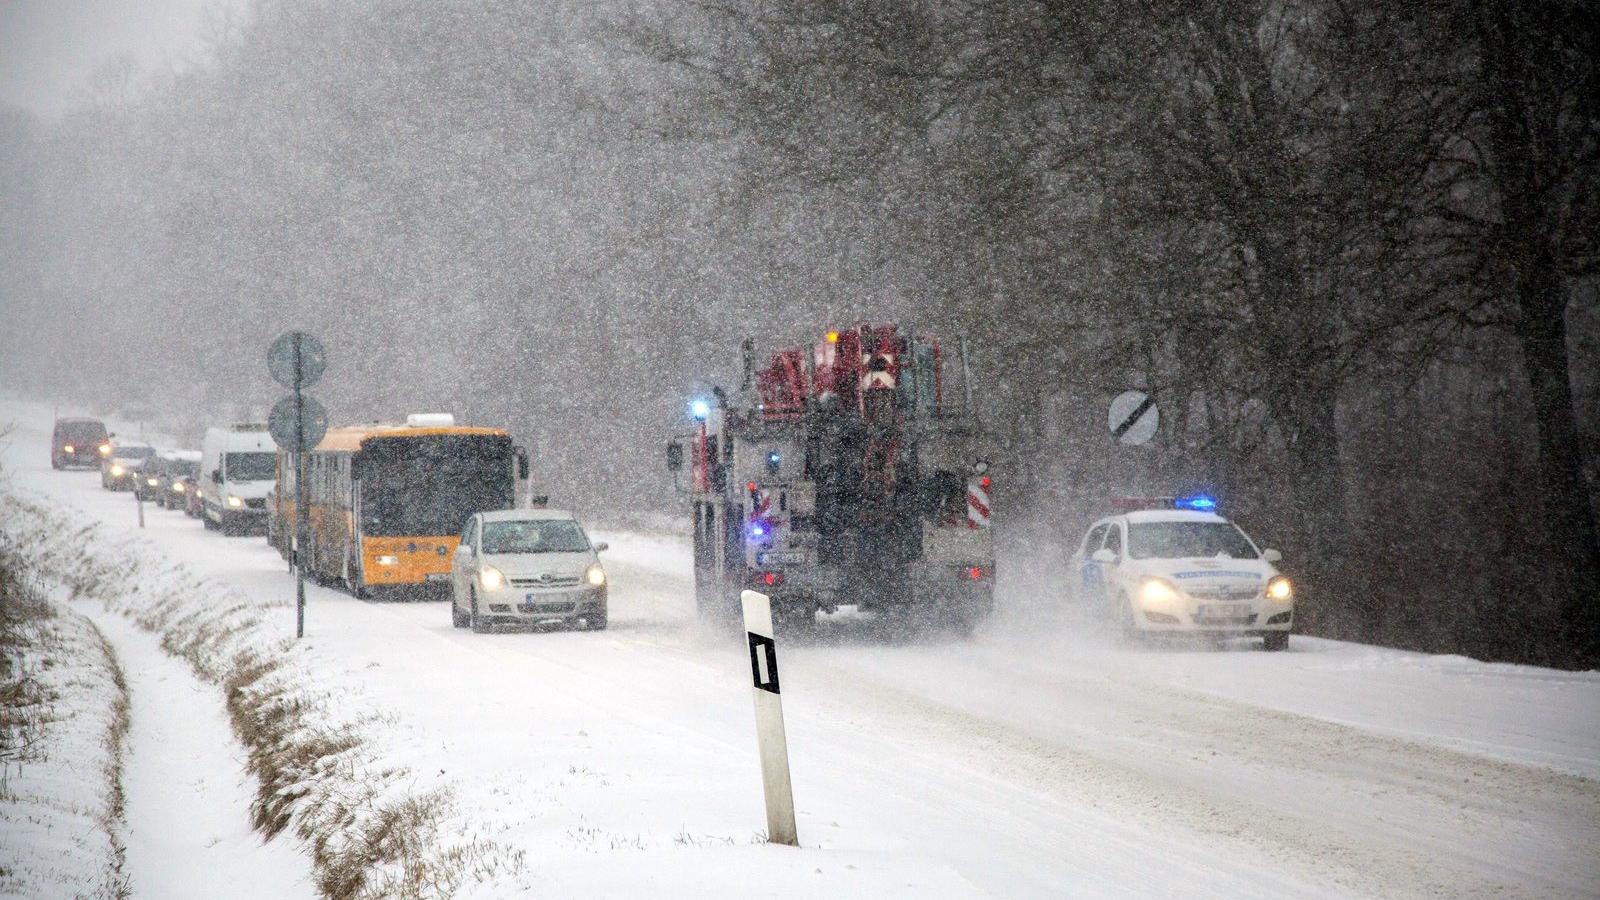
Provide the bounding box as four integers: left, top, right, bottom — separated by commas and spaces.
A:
116, 446, 156, 460
225, 452, 276, 481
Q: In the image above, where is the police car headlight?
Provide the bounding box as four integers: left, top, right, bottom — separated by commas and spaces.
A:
1139, 577, 1180, 605
586, 564, 606, 587
479, 566, 506, 591
1267, 576, 1293, 601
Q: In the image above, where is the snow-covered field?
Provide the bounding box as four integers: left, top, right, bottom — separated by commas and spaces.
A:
2, 396, 1598, 899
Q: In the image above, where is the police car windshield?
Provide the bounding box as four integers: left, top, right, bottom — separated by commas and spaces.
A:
481, 520, 589, 554
1129, 522, 1258, 560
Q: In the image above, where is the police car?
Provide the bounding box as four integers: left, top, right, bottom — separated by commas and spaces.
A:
1071, 496, 1293, 650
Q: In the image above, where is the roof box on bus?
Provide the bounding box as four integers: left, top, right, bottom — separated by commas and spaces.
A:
405, 413, 455, 428
232, 423, 269, 431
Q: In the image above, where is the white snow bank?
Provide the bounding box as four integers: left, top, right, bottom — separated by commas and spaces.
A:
0, 549, 129, 900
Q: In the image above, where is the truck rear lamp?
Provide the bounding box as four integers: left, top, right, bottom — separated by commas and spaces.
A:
965, 566, 985, 581
753, 571, 784, 587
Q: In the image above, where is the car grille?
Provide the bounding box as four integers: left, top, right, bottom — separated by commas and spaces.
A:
245, 498, 267, 510
510, 575, 582, 588
1187, 585, 1260, 602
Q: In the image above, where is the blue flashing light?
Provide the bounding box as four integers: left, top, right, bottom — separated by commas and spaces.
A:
749, 523, 767, 538
689, 399, 711, 421
1174, 494, 1218, 512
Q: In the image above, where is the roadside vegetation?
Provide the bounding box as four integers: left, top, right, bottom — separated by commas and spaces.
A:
0, 537, 130, 900
0, 489, 525, 899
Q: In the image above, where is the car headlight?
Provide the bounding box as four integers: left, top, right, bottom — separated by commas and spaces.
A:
63, 444, 75, 453
227, 495, 244, 508
172, 483, 185, 492
147, 477, 159, 486
586, 564, 606, 587
99, 444, 112, 456
1267, 576, 1293, 601
1139, 577, 1180, 605
479, 566, 506, 591
110, 464, 124, 476
376, 555, 399, 566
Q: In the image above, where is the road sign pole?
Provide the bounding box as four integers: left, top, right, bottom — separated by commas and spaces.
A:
294, 334, 308, 639
741, 589, 798, 846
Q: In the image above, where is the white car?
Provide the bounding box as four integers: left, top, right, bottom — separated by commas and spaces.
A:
451, 509, 609, 633
1071, 498, 1294, 650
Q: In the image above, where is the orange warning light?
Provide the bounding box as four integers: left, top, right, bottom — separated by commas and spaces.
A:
825, 331, 840, 343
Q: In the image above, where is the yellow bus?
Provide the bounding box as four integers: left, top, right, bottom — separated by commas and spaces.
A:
271, 414, 528, 596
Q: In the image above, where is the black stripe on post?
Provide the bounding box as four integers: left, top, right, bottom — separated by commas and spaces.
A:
1112, 395, 1157, 440
748, 632, 780, 694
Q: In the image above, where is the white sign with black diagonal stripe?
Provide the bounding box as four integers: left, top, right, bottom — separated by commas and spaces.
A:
741, 589, 799, 847
1109, 390, 1160, 446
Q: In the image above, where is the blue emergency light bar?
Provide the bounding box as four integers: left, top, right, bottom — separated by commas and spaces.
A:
1173, 494, 1218, 512
689, 399, 711, 421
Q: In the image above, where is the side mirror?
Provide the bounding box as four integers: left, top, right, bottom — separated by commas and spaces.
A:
211, 468, 222, 483
1262, 548, 1282, 563
665, 441, 683, 472
1091, 548, 1117, 564
593, 542, 609, 553
455, 545, 474, 558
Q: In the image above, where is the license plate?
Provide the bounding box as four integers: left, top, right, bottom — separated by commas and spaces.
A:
757, 551, 804, 566
425, 572, 450, 583
1197, 603, 1244, 618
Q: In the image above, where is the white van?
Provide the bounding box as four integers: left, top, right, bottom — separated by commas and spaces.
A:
200, 424, 278, 534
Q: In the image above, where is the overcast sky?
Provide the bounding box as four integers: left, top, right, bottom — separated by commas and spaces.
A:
0, 0, 243, 116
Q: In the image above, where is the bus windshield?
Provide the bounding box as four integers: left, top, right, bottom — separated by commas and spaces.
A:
359, 434, 514, 537
224, 452, 276, 481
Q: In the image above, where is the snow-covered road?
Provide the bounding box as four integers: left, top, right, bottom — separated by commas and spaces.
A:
3, 398, 1597, 898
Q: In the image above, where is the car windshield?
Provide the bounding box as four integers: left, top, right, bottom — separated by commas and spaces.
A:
481, 520, 589, 554
1128, 521, 1258, 560
60, 422, 107, 442
117, 445, 156, 460
225, 452, 276, 481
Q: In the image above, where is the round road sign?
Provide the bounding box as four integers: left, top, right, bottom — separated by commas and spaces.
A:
1109, 390, 1159, 446
268, 395, 329, 451
268, 331, 327, 389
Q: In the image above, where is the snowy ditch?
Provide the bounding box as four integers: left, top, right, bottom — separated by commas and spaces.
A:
0, 540, 130, 900
0, 489, 526, 899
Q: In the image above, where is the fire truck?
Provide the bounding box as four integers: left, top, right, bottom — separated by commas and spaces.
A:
668, 323, 997, 634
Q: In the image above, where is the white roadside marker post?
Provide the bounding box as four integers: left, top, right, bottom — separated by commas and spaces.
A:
741, 589, 799, 846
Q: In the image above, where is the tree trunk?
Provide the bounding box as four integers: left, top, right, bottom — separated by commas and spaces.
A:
1479, 0, 1600, 665
1280, 386, 1354, 636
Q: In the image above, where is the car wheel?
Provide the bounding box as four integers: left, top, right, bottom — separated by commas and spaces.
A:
1262, 632, 1289, 652
470, 590, 491, 634
1118, 593, 1144, 646
451, 594, 469, 628
584, 614, 608, 631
